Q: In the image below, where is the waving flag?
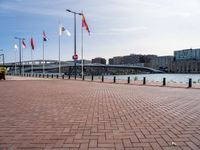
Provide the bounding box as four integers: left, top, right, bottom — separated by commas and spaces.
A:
43, 31, 48, 41
82, 14, 90, 35
14, 44, 18, 50
31, 37, 34, 50
22, 40, 26, 48
59, 25, 71, 36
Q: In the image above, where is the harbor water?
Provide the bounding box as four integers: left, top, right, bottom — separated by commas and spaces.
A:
104, 74, 200, 84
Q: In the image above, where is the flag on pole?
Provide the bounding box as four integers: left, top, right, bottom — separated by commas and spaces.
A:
43, 31, 48, 41
82, 14, 90, 35
22, 40, 26, 48
59, 25, 71, 36
14, 44, 18, 50
31, 37, 34, 50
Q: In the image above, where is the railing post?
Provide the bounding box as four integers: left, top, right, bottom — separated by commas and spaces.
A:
188, 78, 192, 88
163, 78, 166, 86
143, 77, 146, 85
128, 76, 130, 84
91, 74, 93, 81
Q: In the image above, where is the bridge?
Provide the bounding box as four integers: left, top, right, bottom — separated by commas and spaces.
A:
2, 60, 163, 75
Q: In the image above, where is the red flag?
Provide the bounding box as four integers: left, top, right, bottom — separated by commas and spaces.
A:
22, 40, 26, 48
31, 37, 34, 50
82, 14, 90, 35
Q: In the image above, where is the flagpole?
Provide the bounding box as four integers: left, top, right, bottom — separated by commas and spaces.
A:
81, 11, 84, 79
42, 37, 45, 75
31, 49, 33, 76
15, 49, 17, 75
58, 24, 61, 77
22, 47, 24, 76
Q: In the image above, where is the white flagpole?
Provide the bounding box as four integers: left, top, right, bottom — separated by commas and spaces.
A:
31, 49, 33, 76
42, 37, 45, 75
15, 49, 17, 75
81, 13, 84, 79
22, 47, 24, 76
58, 23, 61, 77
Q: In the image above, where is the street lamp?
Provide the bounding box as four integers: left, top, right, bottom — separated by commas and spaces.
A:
14, 37, 25, 75
0, 49, 4, 67
66, 9, 82, 79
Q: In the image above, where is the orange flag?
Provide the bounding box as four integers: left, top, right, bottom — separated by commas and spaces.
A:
82, 14, 90, 35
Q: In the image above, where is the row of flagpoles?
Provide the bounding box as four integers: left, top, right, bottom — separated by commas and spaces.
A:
14, 13, 90, 76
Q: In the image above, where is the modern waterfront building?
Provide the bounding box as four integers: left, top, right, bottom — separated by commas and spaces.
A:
151, 56, 174, 72
174, 48, 200, 61
109, 54, 156, 67
171, 60, 200, 73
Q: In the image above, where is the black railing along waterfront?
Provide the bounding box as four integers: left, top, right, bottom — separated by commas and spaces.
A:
8, 74, 199, 89
163, 78, 166, 86
143, 77, 146, 85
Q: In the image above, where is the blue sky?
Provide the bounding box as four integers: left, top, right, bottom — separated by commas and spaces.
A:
1, 0, 200, 63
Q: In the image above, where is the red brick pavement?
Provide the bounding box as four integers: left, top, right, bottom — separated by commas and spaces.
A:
0, 80, 200, 150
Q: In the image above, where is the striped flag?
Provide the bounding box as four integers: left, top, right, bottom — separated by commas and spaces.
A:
22, 40, 26, 48
82, 14, 90, 35
43, 31, 48, 41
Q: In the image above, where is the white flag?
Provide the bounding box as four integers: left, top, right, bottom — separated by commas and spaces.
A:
14, 44, 18, 50
59, 24, 71, 36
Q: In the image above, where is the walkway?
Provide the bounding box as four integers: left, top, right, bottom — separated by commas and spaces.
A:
0, 79, 200, 149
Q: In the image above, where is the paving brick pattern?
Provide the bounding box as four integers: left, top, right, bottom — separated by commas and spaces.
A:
0, 80, 200, 150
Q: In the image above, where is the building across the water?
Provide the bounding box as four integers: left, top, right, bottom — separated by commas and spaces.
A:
91, 57, 106, 64
174, 48, 200, 61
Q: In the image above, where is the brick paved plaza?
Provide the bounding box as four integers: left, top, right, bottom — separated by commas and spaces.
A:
0, 79, 200, 150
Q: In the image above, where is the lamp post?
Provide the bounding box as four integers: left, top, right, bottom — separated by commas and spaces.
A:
66, 9, 82, 79
14, 37, 25, 75
0, 49, 4, 67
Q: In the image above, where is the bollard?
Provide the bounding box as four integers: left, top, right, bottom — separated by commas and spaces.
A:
163, 78, 166, 86
113, 76, 116, 83
39, 74, 41, 78
36, 74, 37, 77
143, 77, 146, 85
102, 75, 104, 82
57, 75, 58, 79
62, 75, 64, 79
82, 75, 85, 80
68, 74, 71, 79
43, 74, 45, 78
128, 76, 130, 84
51, 74, 53, 78
91, 74, 94, 81
188, 78, 192, 88
47, 74, 49, 78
